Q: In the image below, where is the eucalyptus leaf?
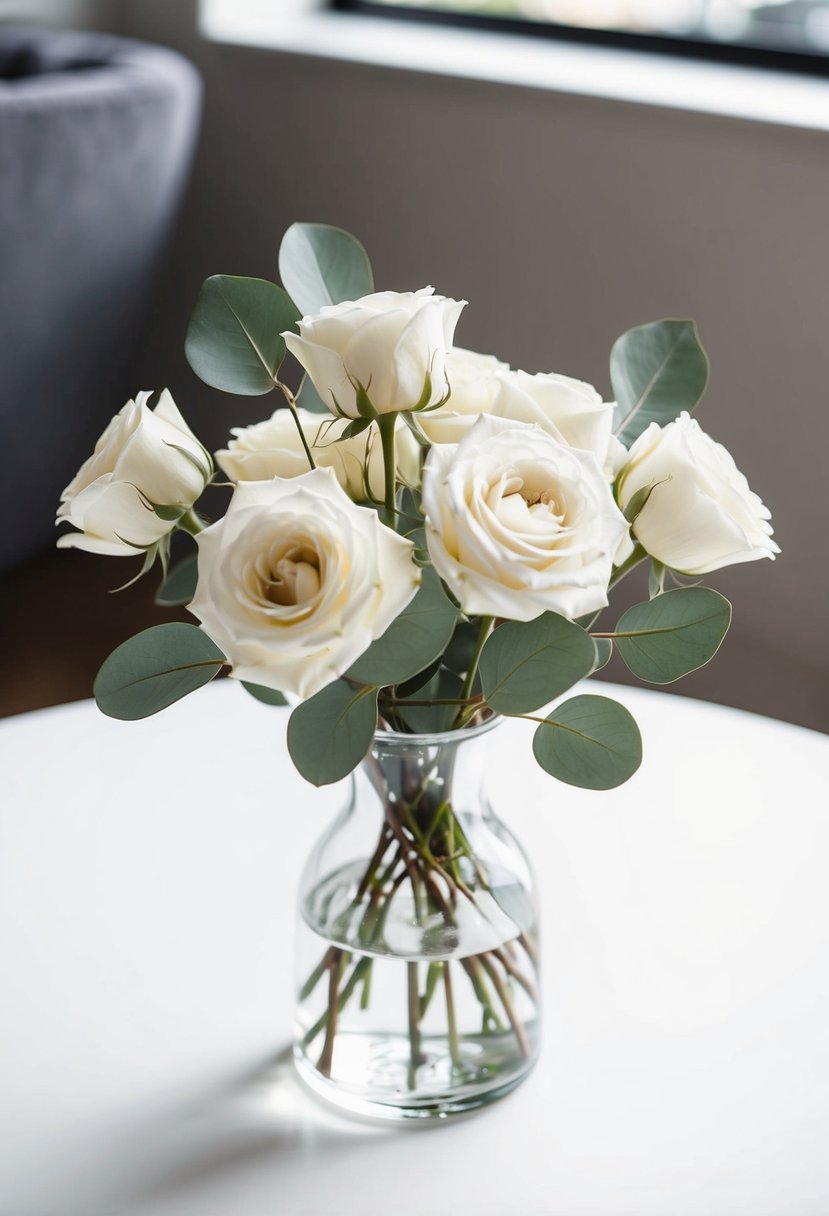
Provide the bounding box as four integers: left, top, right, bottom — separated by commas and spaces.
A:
443, 619, 478, 677
94, 624, 225, 720
480, 613, 596, 714
346, 567, 457, 687
296, 374, 330, 415
155, 554, 199, 607
287, 680, 379, 786
393, 668, 465, 735
592, 638, 613, 673
614, 586, 731, 684
532, 695, 642, 790
278, 222, 374, 317
185, 275, 300, 395
611, 319, 709, 446
241, 682, 288, 707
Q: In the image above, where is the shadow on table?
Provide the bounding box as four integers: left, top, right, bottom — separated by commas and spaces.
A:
94, 1043, 441, 1216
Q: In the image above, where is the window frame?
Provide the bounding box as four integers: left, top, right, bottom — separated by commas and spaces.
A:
332, 0, 829, 78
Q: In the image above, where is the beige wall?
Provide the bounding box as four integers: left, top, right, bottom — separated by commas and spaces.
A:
96, 1, 829, 729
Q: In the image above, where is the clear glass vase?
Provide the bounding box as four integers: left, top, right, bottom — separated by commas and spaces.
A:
294, 717, 541, 1120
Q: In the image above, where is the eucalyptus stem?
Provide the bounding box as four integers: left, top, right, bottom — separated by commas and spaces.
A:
453, 616, 494, 728
277, 380, 317, 471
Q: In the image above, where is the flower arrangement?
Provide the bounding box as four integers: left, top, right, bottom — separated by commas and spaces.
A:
56, 223, 778, 1115
57, 221, 778, 790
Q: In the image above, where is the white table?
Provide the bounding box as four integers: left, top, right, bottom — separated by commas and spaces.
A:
1, 682, 828, 1216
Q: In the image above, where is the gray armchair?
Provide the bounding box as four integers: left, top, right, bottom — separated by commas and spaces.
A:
0, 27, 201, 572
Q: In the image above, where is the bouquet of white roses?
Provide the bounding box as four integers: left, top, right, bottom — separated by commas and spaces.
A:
56, 222, 779, 1113
57, 222, 777, 791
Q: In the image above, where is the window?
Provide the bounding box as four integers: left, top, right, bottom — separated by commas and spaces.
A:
334, 1, 829, 72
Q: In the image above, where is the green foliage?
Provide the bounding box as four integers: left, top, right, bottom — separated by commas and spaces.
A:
592, 638, 613, 673
154, 554, 199, 607
532, 695, 642, 790
611, 320, 709, 446
241, 682, 288, 707
393, 668, 465, 734
614, 586, 731, 684
479, 613, 596, 714
185, 275, 299, 394
94, 624, 225, 720
278, 222, 374, 317
287, 680, 379, 786
346, 567, 458, 687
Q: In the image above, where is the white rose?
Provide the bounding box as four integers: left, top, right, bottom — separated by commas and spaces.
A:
189, 468, 420, 698
421, 360, 620, 475
492, 370, 615, 468
215, 407, 420, 500
422, 414, 631, 622
417, 346, 509, 444
283, 287, 466, 419
616, 411, 780, 575
56, 390, 210, 556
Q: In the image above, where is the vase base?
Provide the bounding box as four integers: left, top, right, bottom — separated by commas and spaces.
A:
293, 1030, 538, 1122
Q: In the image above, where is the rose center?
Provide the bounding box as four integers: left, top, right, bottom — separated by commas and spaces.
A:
264, 546, 321, 607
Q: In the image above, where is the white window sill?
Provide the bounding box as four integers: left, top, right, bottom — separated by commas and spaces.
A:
200, 1, 829, 134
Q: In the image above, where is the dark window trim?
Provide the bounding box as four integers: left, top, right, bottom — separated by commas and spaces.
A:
333, 0, 829, 78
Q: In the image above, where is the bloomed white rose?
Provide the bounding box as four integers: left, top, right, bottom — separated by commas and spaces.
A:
422, 414, 631, 622
616, 411, 780, 575
282, 288, 466, 419
215, 407, 420, 499
421, 354, 620, 477
188, 468, 421, 699
416, 347, 509, 444
55, 390, 210, 556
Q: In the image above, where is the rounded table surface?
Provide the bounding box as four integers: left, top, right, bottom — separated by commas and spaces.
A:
1, 682, 828, 1216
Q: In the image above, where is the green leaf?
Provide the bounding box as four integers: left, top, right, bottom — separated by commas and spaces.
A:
611, 319, 709, 446
185, 275, 300, 395
393, 668, 465, 735
533, 695, 642, 790
592, 638, 613, 673
241, 681, 288, 707
614, 586, 731, 684
341, 418, 372, 440
278, 222, 374, 316
94, 624, 225, 720
443, 619, 478, 677
480, 613, 596, 714
346, 567, 457, 687
395, 657, 442, 699
287, 680, 379, 786
155, 554, 199, 607
296, 374, 330, 415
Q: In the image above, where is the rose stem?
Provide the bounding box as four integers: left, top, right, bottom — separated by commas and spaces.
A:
518, 931, 539, 966
461, 957, 505, 1032
480, 954, 531, 1058
407, 962, 423, 1089
444, 962, 462, 1069
377, 413, 398, 530
317, 949, 345, 1077
356, 825, 394, 901
452, 616, 494, 728
304, 869, 408, 1048
492, 947, 539, 1003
